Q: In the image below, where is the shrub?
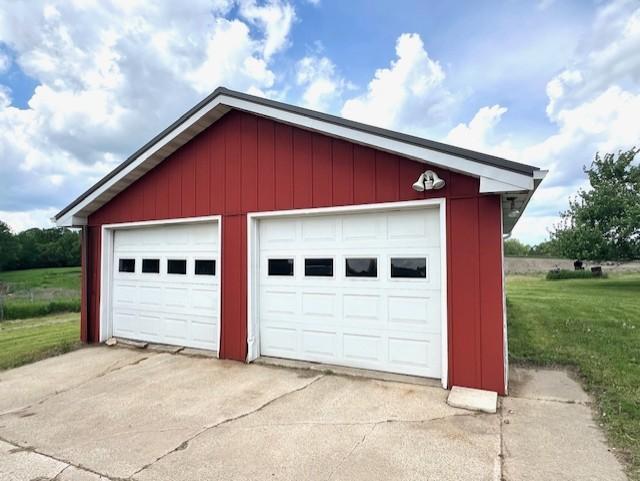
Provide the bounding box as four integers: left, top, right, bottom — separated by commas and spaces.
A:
1, 299, 80, 320
545, 269, 608, 280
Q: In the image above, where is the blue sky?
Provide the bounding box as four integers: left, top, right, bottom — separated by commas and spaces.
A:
0, 0, 638, 243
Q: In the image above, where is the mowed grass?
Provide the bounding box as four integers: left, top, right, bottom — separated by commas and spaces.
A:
507, 274, 640, 479
0, 313, 81, 370
0, 267, 81, 319
0, 266, 81, 290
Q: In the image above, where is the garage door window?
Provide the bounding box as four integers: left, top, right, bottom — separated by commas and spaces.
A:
195, 259, 216, 276
118, 258, 135, 273
268, 258, 294, 276
142, 259, 160, 273
345, 258, 377, 278
390, 257, 427, 278
305, 258, 333, 277
167, 259, 187, 275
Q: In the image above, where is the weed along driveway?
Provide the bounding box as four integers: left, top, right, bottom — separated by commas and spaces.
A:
0, 347, 628, 481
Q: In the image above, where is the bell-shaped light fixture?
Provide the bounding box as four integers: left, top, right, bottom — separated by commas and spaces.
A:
507, 197, 521, 218
431, 171, 445, 189
412, 173, 427, 192
412, 170, 446, 192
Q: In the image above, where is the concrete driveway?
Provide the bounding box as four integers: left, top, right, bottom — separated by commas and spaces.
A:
0, 347, 627, 481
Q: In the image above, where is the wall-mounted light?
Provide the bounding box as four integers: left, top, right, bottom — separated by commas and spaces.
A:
507, 197, 520, 218
412, 170, 446, 192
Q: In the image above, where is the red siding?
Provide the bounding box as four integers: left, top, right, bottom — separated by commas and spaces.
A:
87, 110, 506, 394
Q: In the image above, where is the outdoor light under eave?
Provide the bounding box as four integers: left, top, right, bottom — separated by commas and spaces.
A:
412, 170, 446, 192
507, 197, 521, 218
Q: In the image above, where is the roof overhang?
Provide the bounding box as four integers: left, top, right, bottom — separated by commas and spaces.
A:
54, 87, 546, 234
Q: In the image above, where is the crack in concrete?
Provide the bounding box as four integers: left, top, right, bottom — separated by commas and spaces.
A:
0, 353, 151, 418
0, 434, 115, 481
509, 394, 590, 406
127, 374, 327, 480
498, 398, 506, 481
326, 422, 378, 481
51, 464, 70, 480
238, 411, 485, 430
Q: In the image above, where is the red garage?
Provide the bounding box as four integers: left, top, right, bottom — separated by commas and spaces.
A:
54, 88, 545, 395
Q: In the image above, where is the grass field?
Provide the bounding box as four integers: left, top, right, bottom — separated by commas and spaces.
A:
507, 274, 640, 480
0, 267, 80, 319
0, 312, 81, 370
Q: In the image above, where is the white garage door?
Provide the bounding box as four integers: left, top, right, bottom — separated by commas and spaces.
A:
112, 222, 219, 351
258, 208, 442, 378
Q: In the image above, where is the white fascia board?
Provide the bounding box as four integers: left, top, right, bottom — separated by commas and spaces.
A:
479, 177, 531, 193
533, 169, 548, 180
57, 94, 536, 224
56, 213, 87, 227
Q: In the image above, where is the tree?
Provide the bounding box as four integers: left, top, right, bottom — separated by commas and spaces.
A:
0, 222, 81, 271
551, 148, 640, 261
0, 221, 19, 270
504, 238, 531, 257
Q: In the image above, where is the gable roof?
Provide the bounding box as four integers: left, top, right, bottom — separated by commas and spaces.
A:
54, 87, 546, 231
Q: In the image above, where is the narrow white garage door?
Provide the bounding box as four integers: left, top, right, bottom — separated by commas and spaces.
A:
258, 208, 441, 378
112, 222, 219, 351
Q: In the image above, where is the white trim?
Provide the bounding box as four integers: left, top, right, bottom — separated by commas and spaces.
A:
55, 93, 537, 227
500, 202, 509, 395
246, 199, 448, 388
98, 215, 222, 355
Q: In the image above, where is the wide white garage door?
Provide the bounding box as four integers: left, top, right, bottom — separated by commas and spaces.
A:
258, 208, 441, 378
112, 222, 219, 351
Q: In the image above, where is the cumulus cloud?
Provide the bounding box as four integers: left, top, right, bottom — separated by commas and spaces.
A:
450, 0, 640, 243
341, 33, 455, 135
0, 0, 295, 231
445, 105, 516, 159
295, 55, 350, 111
237, 0, 295, 59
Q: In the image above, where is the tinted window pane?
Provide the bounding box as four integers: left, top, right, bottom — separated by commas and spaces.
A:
167, 259, 187, 275
118, 258, 135, 273
195, 259, 216, 276
391, 257, 427, 278
305, 258, 333, 277
268, 258, 294, 276
142, 259, 160, 273
345, 258, 377, 278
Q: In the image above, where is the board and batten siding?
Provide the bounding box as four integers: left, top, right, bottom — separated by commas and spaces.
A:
86, 110, 506, 394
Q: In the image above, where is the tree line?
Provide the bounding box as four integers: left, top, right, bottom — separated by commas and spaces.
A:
0, 222, 80, 271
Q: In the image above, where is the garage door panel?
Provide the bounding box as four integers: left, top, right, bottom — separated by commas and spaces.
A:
259, 208, 442, 378
261, 325, 298, 353
342, 293, 382, 321
343, 334, 383, 362
387, 295, 440, 330
301, 292, 336, 318
112, 222, 219, 351
301, 329, 337, 357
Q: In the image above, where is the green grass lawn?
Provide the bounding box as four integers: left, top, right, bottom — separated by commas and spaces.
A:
507, 274, 640, 479
0, 312, 81, 370
0, 267, 81, 319
0, 266, 81, 290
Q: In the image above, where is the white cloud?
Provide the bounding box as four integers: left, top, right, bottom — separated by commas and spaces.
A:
445, 105, 516, 159
451, 1, 640, 245
237, 0, 295, 59
341, 33, 455, 135
0, 208, 58, 233
295, 55, 349, 111
0, 50, 10, 73
0, 0, 295, 228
